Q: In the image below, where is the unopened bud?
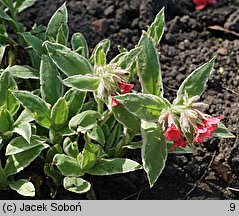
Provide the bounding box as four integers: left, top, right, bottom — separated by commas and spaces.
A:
184, 109, 198, 126
167, 112, 175, 126
97, 80, 106, 99
158, 111, 169, 130
114, 69, 129, 76
112, 75, 122, 83
191, 102, 209, 110
180, 114, 190, 133
184, 109, 198, 119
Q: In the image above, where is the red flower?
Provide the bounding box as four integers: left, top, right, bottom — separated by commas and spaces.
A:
165, 124, 182, 141
118, 81, 134, 94
112, 81, 134, 108
192, 0, 216, 10
112, 97, 120, 107
194, 115, 222, 143
171, 138, 188, 150
164, 123, 188, 150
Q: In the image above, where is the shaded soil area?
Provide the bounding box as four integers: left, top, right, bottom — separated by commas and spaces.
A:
3, 0, 239, 200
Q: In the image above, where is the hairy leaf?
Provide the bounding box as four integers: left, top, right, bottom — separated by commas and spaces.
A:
12, 90, 51, 128
4, 144, 49, 177
141, 121, 167, 187
40, 55, 63, 105
115, 93, 168, 122
53, 154, 84, 177
87, 158, 142, 175
137, 31, 163, 96
71, 32, 89, 58
7, 65, 39, 79
9, 179, 35, 197
174, 57, 215, 104
63, 75, 100, 92
45, 41, 93, 76
63, 177, 91, 194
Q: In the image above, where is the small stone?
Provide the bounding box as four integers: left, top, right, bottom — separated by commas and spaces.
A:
217, 47, 228, 56
104, 5, 115, 16
91, 18, 109, 34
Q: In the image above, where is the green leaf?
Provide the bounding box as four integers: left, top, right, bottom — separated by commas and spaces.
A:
137, 31, 163, 96
80, 141, 104, 170
9, 179, 35, 197
112, 103, 140, 133
46, 143, 63, 163
14, 109, 34, 126
51, 97, 68, 129
6, 135, 47, 155
213, 122, 235, 138
0, 8, 13, 22
69, 110, 102, 133
87, 158, 142, 175
16, 0, 38, 13
45, 41, 94, 76
110, 46, 141, 70
4, 90, 20, 115
0, 107, 13, 133
147, 8, 165, 46
12, 90, 51, 128
46, 3, 68, 41
4, 144, 49, 177
40, 55, 63, 105
71, 32, 89, 58
53, 154, 84, 177
87, 125, 105, 146
63, 177, 91, 194
0, 70, 16, 107
64, 88, 86, 118
115, 93, 168, 122
21, 32, 46, 55
63, 138, 78, 158
167, 141, 193, 153
95, 49, 106, 66
123, 141, 142, 150
7, 65, 39, 79
12, 122, 31, 143
56, 24, 69, 46
44, 163, 62, 186
174, 57, 215, 104
105, 123, 122, 152
63, 75, 100, 92
141, 121, 167, 187
0, 45, 6, 65
0, 161, 8, 188
90, 39, 110, 65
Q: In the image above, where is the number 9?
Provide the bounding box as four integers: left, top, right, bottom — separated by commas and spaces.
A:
230, 203, 235, 211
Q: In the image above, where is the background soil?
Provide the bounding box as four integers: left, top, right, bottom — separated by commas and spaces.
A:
5, 0, 238, 200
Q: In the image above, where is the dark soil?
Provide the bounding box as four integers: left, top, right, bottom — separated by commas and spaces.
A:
4, 0, 239, 200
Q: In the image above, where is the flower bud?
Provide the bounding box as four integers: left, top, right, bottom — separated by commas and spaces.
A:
180, 114, 190, 133
97, 80, 105, 99
158, 110, 169, 130
114, 69, 129, 76
112, 75, 122, 83
191, 102, 209, 110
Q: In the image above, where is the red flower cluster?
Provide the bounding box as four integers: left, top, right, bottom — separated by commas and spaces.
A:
165, 123, 188, 150
194, 115, 222, 143
112, 81, 134, 107
192, 0, 216, 10
163, 113, 221, 150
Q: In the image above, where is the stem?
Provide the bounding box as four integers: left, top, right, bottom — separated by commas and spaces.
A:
114, 127, 131, 157
97, 99, 104, 114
